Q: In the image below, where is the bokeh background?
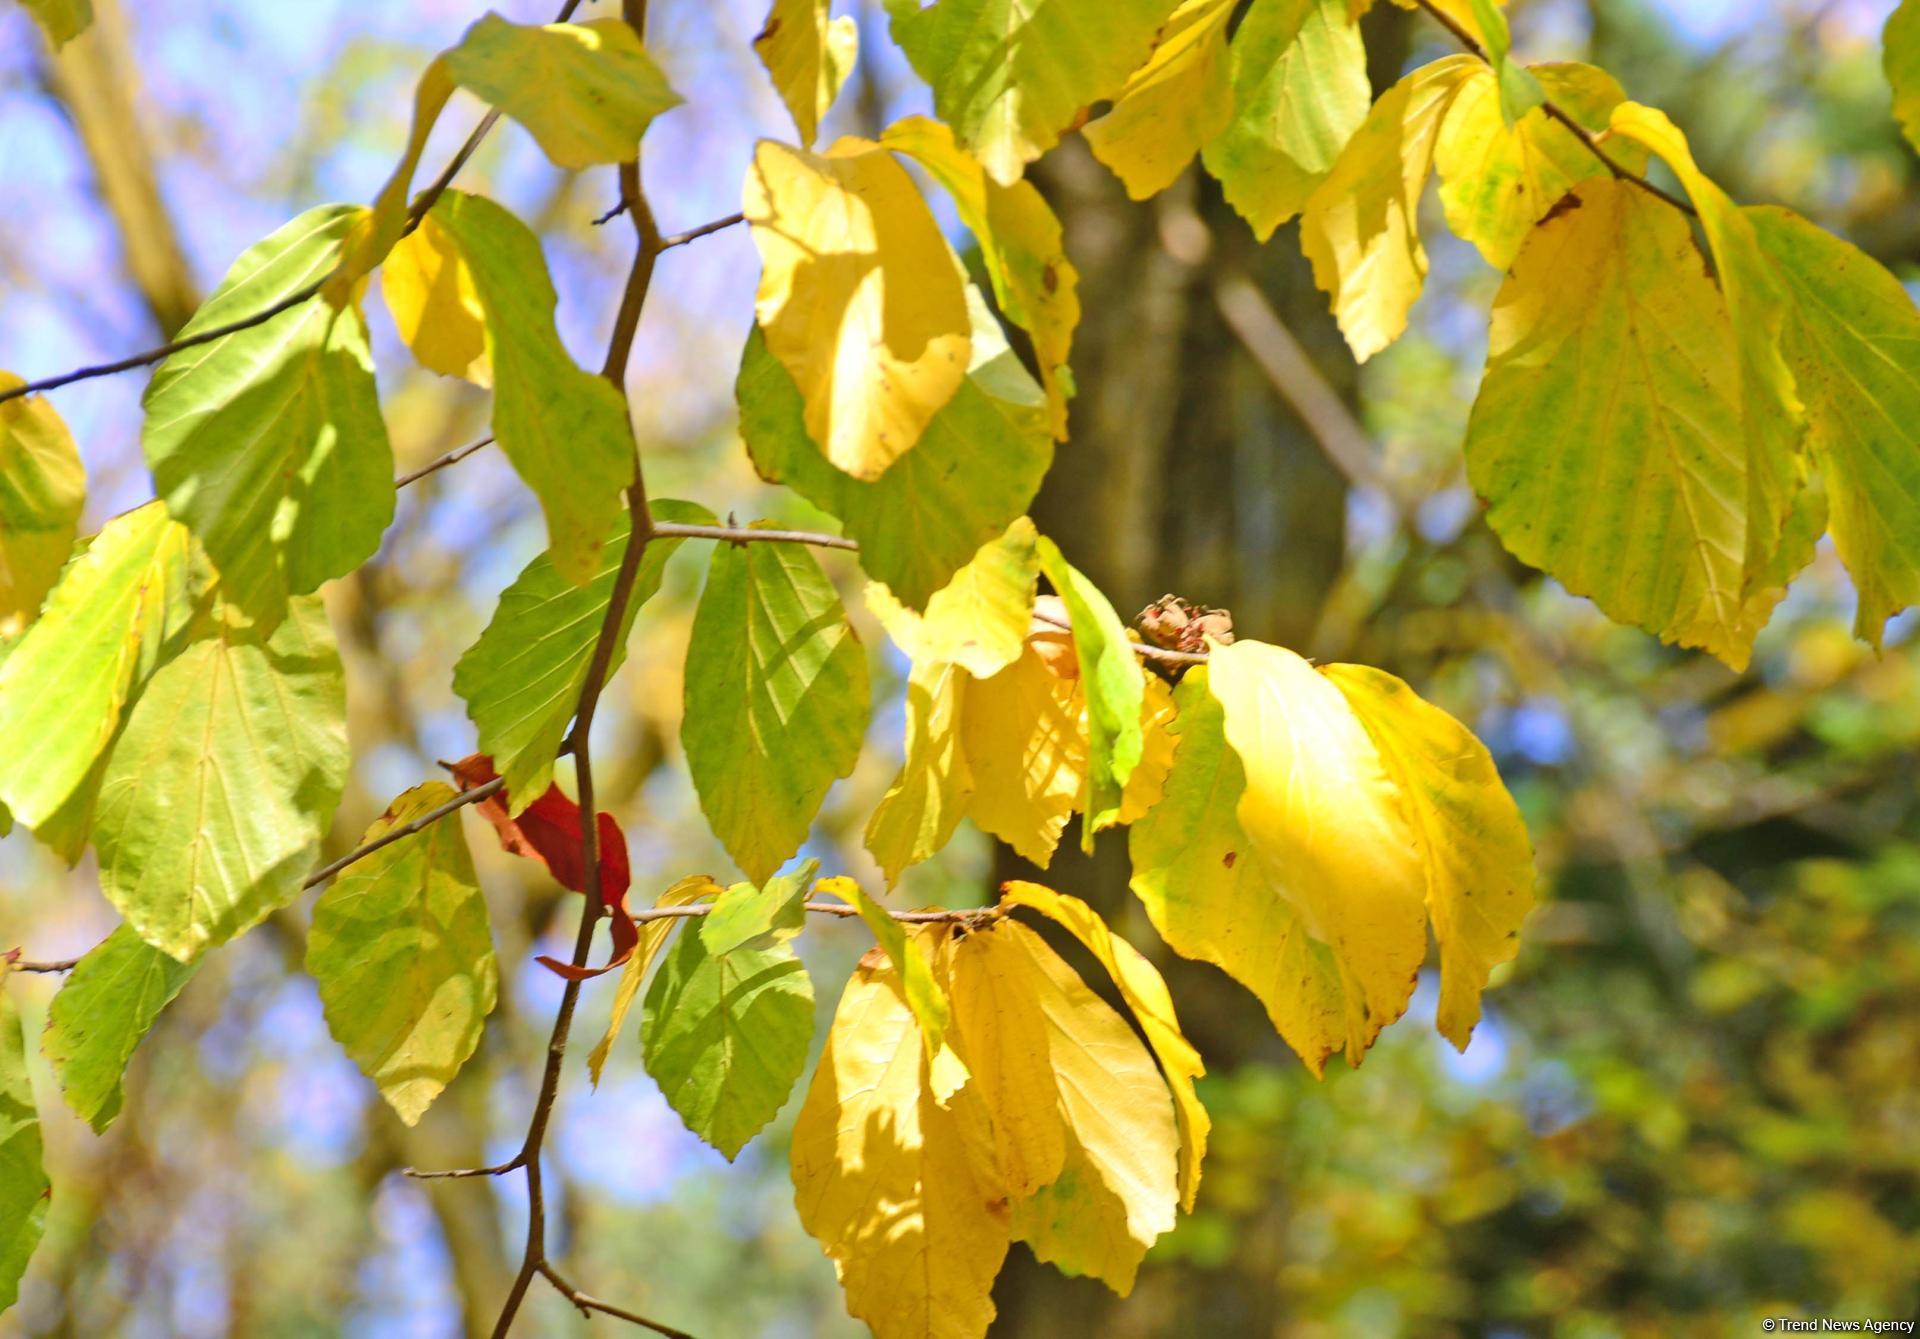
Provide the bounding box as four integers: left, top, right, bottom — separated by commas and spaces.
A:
3, 0, 1918, 1334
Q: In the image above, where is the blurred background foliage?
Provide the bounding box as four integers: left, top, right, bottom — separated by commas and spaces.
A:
2, 0, 1917, 1334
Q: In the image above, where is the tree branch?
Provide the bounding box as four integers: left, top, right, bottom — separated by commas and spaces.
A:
1407, 0, 1699, 218
536, 1261, 693, 1339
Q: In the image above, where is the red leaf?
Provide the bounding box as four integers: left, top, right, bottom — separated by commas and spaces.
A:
449, 754, 635, 981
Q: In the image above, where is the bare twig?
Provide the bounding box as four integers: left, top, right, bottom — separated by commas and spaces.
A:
2, 951, 79, 974
649, 522, 860, 550
300, 776, 504, 891
394, 436, 494, 488
403, 1157, 524, 1181
1030, 608, 1209, 666
536, 1261, 693, 1338
1407, 0, 1698, 218
659, 211, 744, 251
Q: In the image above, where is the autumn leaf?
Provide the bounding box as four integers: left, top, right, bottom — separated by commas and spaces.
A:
447, 754, 634, 981
744, 137, 971, 481
0, 372, 85, 635
755, 0, 858, 145
586, 875, 724, 1087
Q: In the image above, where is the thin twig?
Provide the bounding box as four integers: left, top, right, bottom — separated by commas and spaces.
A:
301, 776, 504, 890
1031, 608, 1209, 665
394, 435, 494, 488
649, 522, 859, 550
403, 1156, 524, 1181
2, 951, 79, 974
1407, 0, 1699, 218
536, 1261, 694, 1338
659, 211, 744, 251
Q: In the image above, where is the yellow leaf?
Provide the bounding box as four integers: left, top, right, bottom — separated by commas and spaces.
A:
380, 213, 491, 386
0, 373, 85, 636
1610, 103, 1806, 606
586, 876, 723, 1087
791, 950, 1010, 1339
1322, 665, 1534, 1050
1463, 176, 1757, 667
755, 0, 858, 145
1207, 639, 1428, 1061
1300, 55, 1480, 362
866, 662, 976, 887
999, 882, 1208, 1213
1351, 0, 1495, 43
880, 118, 1079, 438
945, 920, 1069, 1200
866, 515, 1039, 680
952, 920, 1179, 1296
959, 644, 1086, 867
1128, 668, 1349, 1075
1115, 672, 1178, 827
1083, 0, 1238, 201
1434, 62, 1632, 271
745, 138, 972, 480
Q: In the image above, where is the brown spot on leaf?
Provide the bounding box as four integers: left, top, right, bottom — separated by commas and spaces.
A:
1222, 850, 1237, 869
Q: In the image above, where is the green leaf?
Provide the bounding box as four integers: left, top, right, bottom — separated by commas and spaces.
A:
20, 0, 90, 47
426, 191, 637, 587
94, 594, 349, 962
682, 534, 869, 884
1199, 0, 1370, 241
307, 782, 499, 1125
0, 503, 194, 838
43, 925, 198, 1133
640, 926, 814, 1160
586, 875, 723, 1088
1464, 177, 1759, 668
143, 205, 392, 625
1886, 0, 1920, 154
0, 373, 85, 634
738, 289, 1052, 608
1747, 205, 1920, 649
700, 858, 819, 956
1034, 537, 1144, 847
0, 982, 47, 1316
453, 498, 715, 813
1466, 0, 1543, 125
884, 0, 1177, 185
445, 14, 680, 171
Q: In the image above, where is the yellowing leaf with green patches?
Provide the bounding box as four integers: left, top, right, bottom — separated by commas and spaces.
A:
1464, 177, 1758, 666
1116, 672, 1177, 827
1322, 665, 1533, 1050
1128, 668, 1348, 1074
1610, 103, 1806, 601
866, 662, 975, 887
1208, 639, 1428, 1063
307, 783, 498, 1125
1083, 0, 1236, 201
381, 213, 490, 385
444, 15, 680, 170
791, 951, 1010, 1339
1201, 0, 1370, 240
641, 923, 814, 1160
43, 925, 198, 1133
755, 0, 859, 145
1300, 55, 1479, 362
0, 503, 193, 839
867, 516, 1038, 680
0, 374, 84, 635
954, 920, 1179, 1296
587, 875, 723, 1087
94, 595, 348, 963
426, 191, 637, 587
1747, 205, 1920, 648
20, 0, 90, 46
739, 294, 1053, 609
1885, 0, 1920, 154
880, 117, 1078, 436
960, 644, 1086, 867
453, 499, 714, 813
0, 982, 47, 1316
999, 882, 1207, 1212
744, 138, 972, 480
1435, 62, 1632, 271
682, 533, 869, 884
143, 205, 392, 624
1035, 538, 1144, 845
884, 0, 1177, 186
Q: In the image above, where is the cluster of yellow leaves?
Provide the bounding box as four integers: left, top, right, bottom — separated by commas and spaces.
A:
791, 884, 1206, 1339
865, 522, 1174, 881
